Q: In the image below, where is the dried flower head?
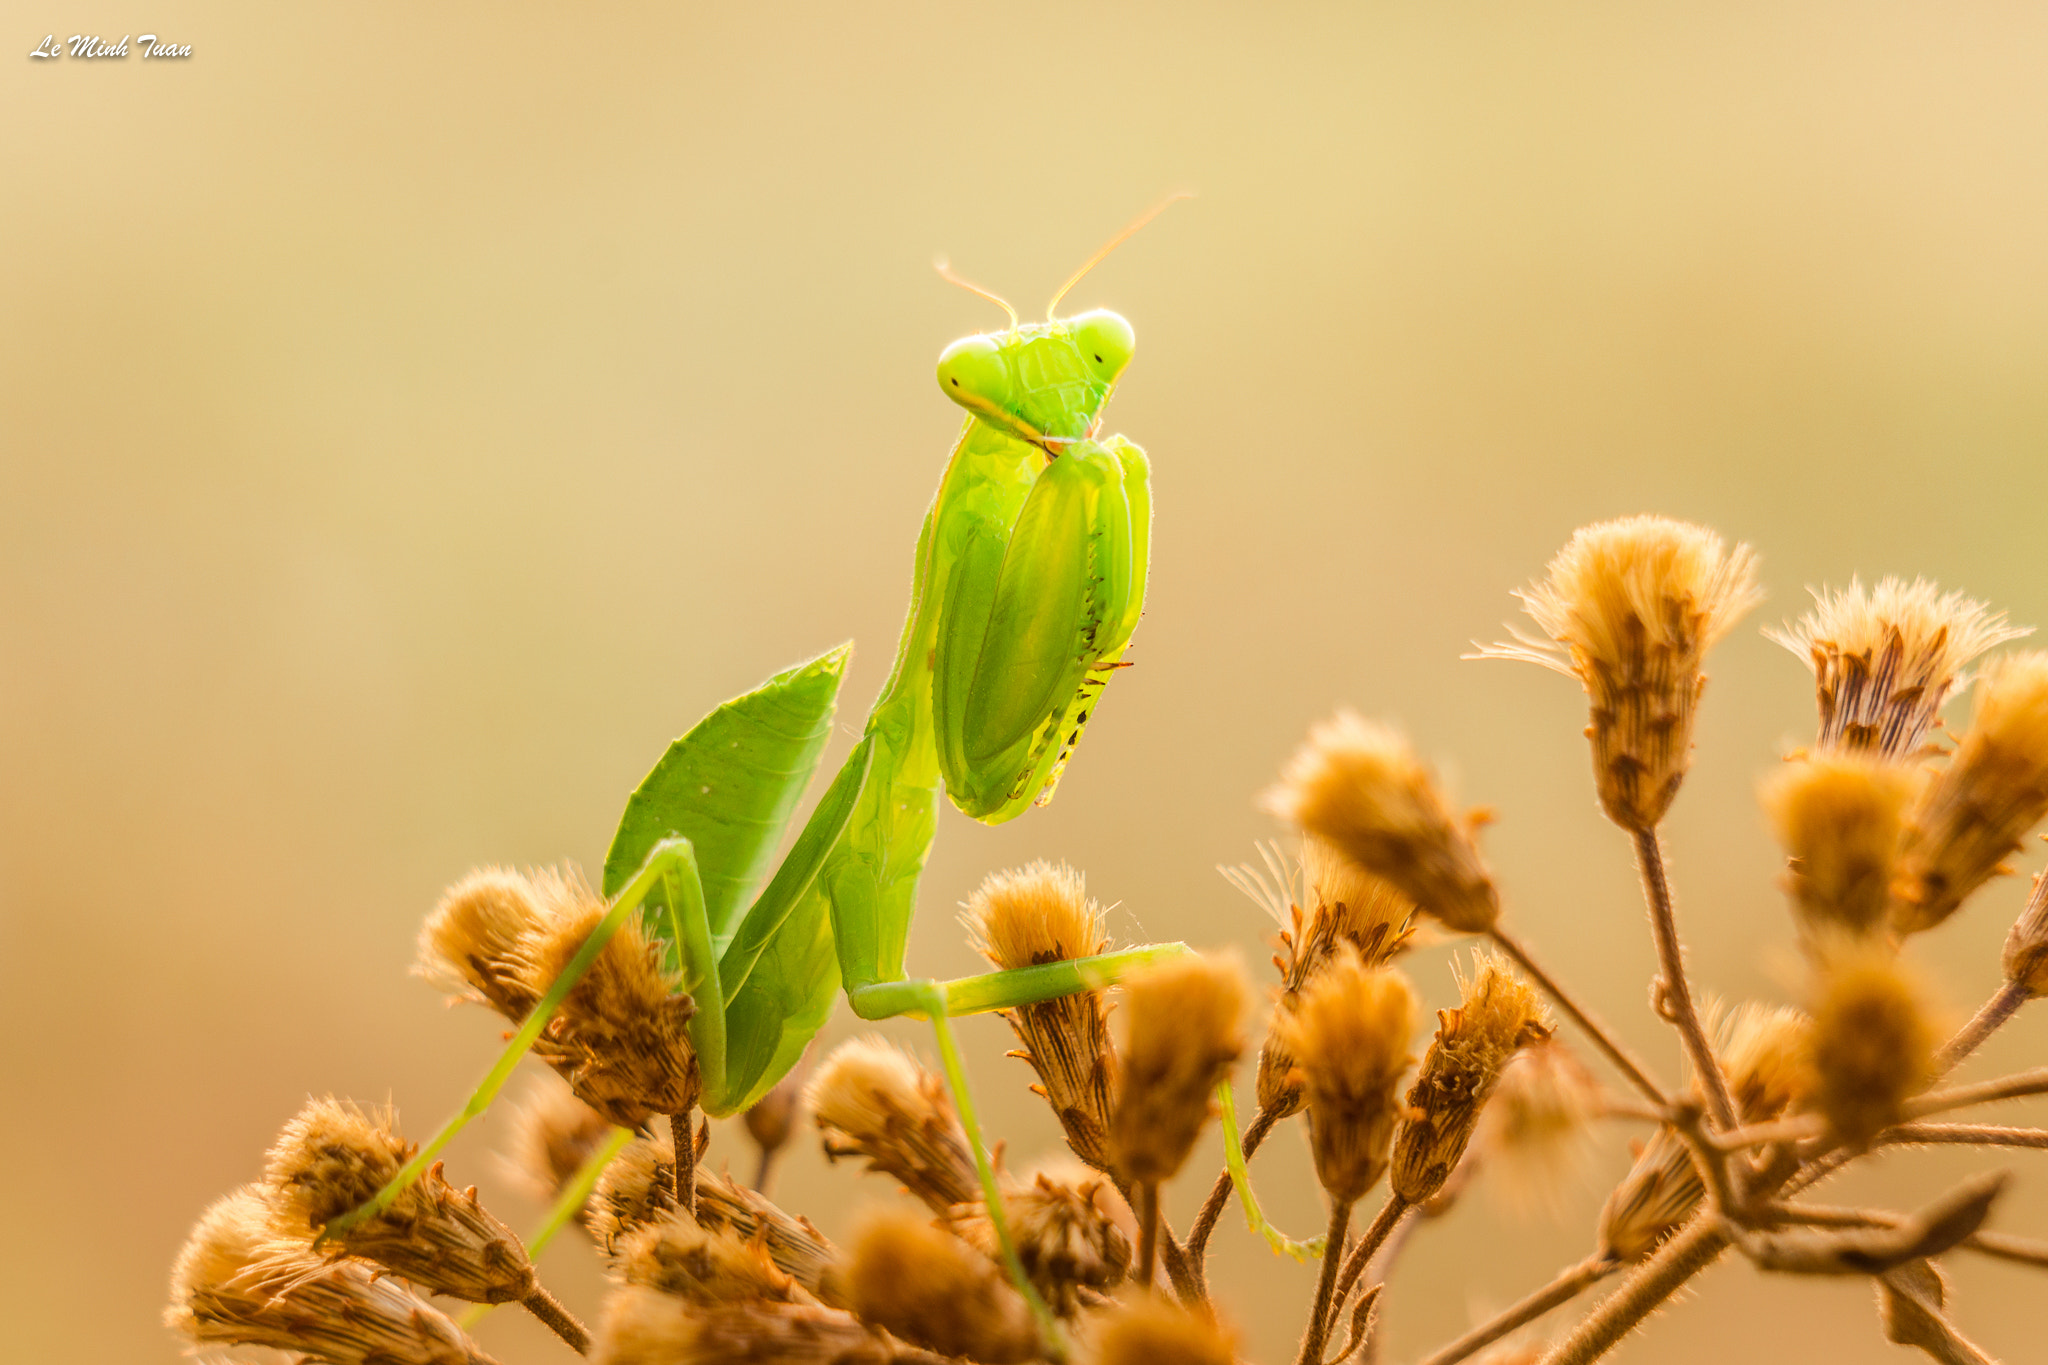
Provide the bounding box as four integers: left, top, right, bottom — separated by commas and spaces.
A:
807, 1035, 979, 1214
1108, 952, 1253, 1186
167, 1186, 496, 1365
1720, 1003, 1815, 1123
1264, 712, 1498, 934
1766, 577, 2028, 758
1893, 651, 2048, 935
966, 862, 1119, 1171
951, 1163, 1133, 1316
2000, 852, 2048, 997
515, 869, 700, 1128
1085, 1294, 1239, 1365
1811, 946, 1938, 1146
1477, 516, 1762, 832
505, 1074, 615, 1211
1274, 947, 1418, 1203
613, 1215, 807, 1306
743, 1072, 805, 1172
265, 1097, 535, 1305
417, 866, 549, 1017
1597, 1127, 1703, 1262
1474, 1037, 1604, 1217
593, 1289, 939, 1365
844, 1209, 1040, 1364
1391, 952, 1550, 1204
1762, 754, 1917, 944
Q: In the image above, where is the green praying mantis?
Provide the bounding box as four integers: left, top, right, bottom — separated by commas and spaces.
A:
329, 209, 1192, 1331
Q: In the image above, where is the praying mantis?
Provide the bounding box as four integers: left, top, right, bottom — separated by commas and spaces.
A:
330, 210, 1191, 1331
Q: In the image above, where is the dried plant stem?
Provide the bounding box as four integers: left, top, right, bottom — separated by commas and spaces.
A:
1136, 1181, 1162, 1290
1487, 926, 1671, 1111
1965, 1228, 2048, 1270
1632, 830, 1737, 1131
522, 1284, 592, 1355
1416, 1255, 1617, 1365
1188, 1101, 1281, 1270
673, 1112, 698, 1220
1936, 981, 2030, 1075
1908, 1065, 2048, 1120
1330, 1196, 1411, 1331
1885, 1122, 2048, 1149
1882, 1270, 1999, 1365
1296, 1198, 1357, 1365
1537, 1215, 1728, 1365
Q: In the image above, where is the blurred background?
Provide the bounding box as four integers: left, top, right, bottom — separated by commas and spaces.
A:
7, 4, 2048, 1361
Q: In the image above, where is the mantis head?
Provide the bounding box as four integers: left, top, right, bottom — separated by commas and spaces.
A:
936, 309, 1135, 447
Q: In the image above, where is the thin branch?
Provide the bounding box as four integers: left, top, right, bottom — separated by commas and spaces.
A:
1907, 1065, 2048, 1121
1416, 1255, 1617, 1365
673, 1112, 698, 1220
1632, 829, 1737, 1132
1487, 926, 1672, 1112
521, 1284, 592, 1355
1536, 1215, 1729, 1365
1884, 1122, 2048, 1150
1188, 1100, 1281, 1270
1964, 1228, 2048, 1270
1136, 1181, 1161, 1290
1295, 1199, 1356, 1365
1935, 981, 2030, 1075
1330, 1196, 1412, 1323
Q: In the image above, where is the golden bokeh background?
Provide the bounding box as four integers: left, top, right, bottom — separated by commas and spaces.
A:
8, 4, 2048, 1361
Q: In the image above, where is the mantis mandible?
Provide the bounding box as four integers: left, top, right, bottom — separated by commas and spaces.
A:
329, 207, 1191, 1333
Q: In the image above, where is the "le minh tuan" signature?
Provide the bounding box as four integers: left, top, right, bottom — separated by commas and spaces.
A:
30, 34, 192, 59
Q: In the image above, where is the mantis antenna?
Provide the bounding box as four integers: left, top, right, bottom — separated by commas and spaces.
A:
934, 258, 1019, 331
1045, 191, 1193, 319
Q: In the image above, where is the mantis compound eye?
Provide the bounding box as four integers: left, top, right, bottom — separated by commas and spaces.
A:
936, 334, 1014, 419
1068, 309, 1136, 385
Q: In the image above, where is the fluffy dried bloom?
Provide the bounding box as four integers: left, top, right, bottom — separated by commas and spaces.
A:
613, 1216, 808, 1306
1390, 952, 1550, 1204
1274, 947, 1418, 1203
1894, 652, 2048, 935
266, 1097, 535, 1305
844, 1210, 1040, 1364
505, 1074, 615, 1211
1108, 952, 1253, 1186
594, 1288, 948, 1365
1720, 1003, 1815, 1123
1085, 1294, 1238, 1365
591, 1139, 837, 1294
2000, 854, 2048, 997
1766, 577, 2028, 758
1811, 947, 1938, 1145
1477, 516, 1762, 831
167, 1186, 496, 1365
965, 862, 1119, 1171
417, 867, 549, 1017
1264, 712, 1498, 933
1762, 754, 1917, 943
951, 1163, 1133, 1316
516, 869, 700, 1128
1597, 1127, 1702, 1262
1227, 838, 1418, 1118
1474, 1037, 1604, 1217
807, 1036, 979, 1214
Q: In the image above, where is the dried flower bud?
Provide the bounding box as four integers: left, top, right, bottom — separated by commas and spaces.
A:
1767, 577, 2027, 758
1720, 1003, 1814, 1123
1391, 953, 1549, 1204
1108, 952, 1252, 1186
1597, 1127, 1702, 1262
950, 1163, 1133, 1315
1274, 948, 1418, 1203
1811, 946, 1938, 1146
744, 1072, 804, 1169
417, 867, 549, 1017
966, 862, 1120, 1171
167, 1186, 497, 1365
807, 1035, 979, 1214
1085, 1294, 1238, 1365
594, 1289, 945, 1365
506, 1074, 615, 1212
1264, 712, 1498, 933
591, 1139, 837, 1294
844, 1210, 1040, 1364
1762, 754, 1916, 944
1477, 516, 1762, 832
2000, 853, 2048, 997
1474, 1037, 1603, 1216
613, 1215, 807, 1305
516, 869, 700, 1128
1894, 652, 2048, 935
266, 1097, 534, 1305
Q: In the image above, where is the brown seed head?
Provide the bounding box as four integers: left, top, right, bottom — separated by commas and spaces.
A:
516, 868, 701, 1128
965, 862, 1120, 1172
1477, 516, 1762, 831
593, 1290, 938, 1365
1391, 952, 1550, 1204
1085, 1294, 1239, 1365
1597, 1126, 1703, 1262
417, 867, 548, 1017
613, 1215, 807, 1305
2000, 850, 2048, 997
505, 1074, 615, 1210
1762, 754, 1917, 944
265, 1097, 535, 1305
1473, 1037, 1604, 1217
1274, 948, 1418, 1203
844, 1209, 1040, 1364
807, 1035, 980, 1214
1894, 651, 2048, 935
743, 1072, 805, 1164
1720, 1003, 1815, 1123
1811, 946, 1938, 1146
1264, 712, 1498, 933
950, 1162, 1133, 1316
1108, 952, 1252, 1186
167, 1186, 497, 1365
1766, 577, 2027, 758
